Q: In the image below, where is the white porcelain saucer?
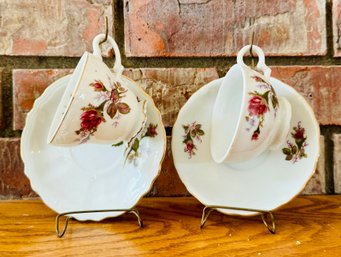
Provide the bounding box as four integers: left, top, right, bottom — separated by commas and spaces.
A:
21, 75, 166, 221
172, 77, 320, 216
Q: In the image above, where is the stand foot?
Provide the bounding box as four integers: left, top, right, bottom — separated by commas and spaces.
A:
55, 208, 143, 238
200, 205, 276, 234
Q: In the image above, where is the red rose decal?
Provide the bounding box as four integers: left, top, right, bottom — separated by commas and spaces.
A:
90, 80, 106, 91
245, 75, 279, 141
251, 131, 259, 141
148, 125, 158, 137
182, 122, 204, 158
186, 141, 194, 152
144, 124, 158, 138
293, 126, 305, 140
282, 122, 308, 163
75, 80, 131, 143
248, 95, 268, 116
80, 110, 103, 131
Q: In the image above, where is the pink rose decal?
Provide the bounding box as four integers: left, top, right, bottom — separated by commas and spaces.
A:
245, 75, 279, 141
248, 95, 268, 116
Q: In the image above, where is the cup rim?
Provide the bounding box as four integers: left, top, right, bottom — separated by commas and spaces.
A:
47, 52, 92, 144
210, 64, 248, 163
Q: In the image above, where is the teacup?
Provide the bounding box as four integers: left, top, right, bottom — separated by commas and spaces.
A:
47, 34, 147, 146
210, 45, 292, 163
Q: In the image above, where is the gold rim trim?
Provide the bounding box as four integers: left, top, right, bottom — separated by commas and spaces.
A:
49, 53, 91, 144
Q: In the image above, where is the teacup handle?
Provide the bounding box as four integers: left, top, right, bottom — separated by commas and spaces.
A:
92, 34, 124, 77
236, 45, 271, 79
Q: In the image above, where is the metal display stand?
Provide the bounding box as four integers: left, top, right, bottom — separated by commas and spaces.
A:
55, 208, 143, 237
200, 205, 276, 234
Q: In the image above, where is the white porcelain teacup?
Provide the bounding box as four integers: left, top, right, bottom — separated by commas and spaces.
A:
210, 45, 292, 163
48, 34, 147, 146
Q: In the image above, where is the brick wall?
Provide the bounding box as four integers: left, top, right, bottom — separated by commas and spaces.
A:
0, 0, 340, 199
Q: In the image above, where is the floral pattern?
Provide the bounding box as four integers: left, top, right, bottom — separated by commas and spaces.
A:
282, 122, 308, 163
245, 75, 279, 141
113, 123, 158, 165
182, 122, 205, 159
75, 80, 130, 142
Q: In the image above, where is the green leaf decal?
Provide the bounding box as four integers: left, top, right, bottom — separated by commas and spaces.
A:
285, 155, 293, 161
195, 124, 202, 130
261, 91, 270, 106
107, 102, 117, 118
292, 145, 298, 154
112, 141, 124, 147
282, 148, 291, 155
132, 138, 140, 152
197, 129, 205, 136
117, 102, 131, 114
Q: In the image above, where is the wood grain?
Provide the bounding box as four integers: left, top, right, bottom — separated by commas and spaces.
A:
0, 196, 340, 257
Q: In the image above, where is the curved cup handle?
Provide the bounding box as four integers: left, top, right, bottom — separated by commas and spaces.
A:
236, 45, 271, 79
92, 34, 124, 77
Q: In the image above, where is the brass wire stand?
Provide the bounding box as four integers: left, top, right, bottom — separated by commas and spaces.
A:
55, 208, 143, 237
200, 205, 276, 234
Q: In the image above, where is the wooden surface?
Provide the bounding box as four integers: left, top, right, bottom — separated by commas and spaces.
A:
0, 196, 340, 257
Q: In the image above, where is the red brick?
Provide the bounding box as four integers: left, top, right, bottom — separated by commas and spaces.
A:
302, 136, 326, 195
332, 134, 341, 193
0, 138, 36, 199
333, 0, 341, 57
13, 68, 218, 130
148, 137, 190, 196
271, 66, 341, 125
123, 68, 219, 127
13, 69, 72, 130
0, 0, 113, 56
124, 0, 326, 57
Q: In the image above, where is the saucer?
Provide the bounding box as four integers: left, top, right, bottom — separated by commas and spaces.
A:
21, 75, 166, 221
172, 77, 319, 216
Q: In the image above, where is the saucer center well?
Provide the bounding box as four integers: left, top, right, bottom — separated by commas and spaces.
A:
67, 143, 122, 174
225, 150, 269, 170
